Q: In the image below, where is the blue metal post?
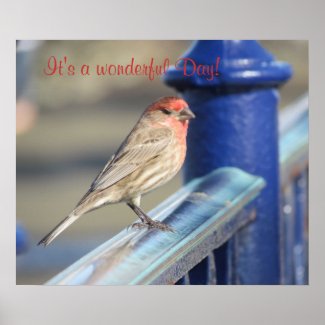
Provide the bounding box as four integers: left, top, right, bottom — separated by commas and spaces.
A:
164, 40, 292, 284
293, 171, 308, 284
281, 184, 295, 284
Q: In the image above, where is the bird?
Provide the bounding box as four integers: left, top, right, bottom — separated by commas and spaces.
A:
38, 96, 195, 246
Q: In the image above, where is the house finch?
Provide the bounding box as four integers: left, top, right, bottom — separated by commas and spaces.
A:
38, 96, 195, 246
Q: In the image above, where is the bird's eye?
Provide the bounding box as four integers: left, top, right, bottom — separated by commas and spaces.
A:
161, 108, 173, 115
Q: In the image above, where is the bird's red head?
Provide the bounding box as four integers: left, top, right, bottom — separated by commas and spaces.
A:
146, 96, 195, 121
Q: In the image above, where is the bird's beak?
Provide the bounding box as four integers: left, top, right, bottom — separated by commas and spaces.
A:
179, 107, 195, 120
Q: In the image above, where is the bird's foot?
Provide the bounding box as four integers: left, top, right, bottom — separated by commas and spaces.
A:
131, 219, 175, 233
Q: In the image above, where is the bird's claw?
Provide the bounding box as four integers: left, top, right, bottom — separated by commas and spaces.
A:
130, 220, 175, 233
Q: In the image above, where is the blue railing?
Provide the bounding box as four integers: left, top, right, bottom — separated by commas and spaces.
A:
279, 95, 308, 285
45, 41, 308, 285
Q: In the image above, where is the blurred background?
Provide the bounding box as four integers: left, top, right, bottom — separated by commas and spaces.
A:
16, 40, 308, 284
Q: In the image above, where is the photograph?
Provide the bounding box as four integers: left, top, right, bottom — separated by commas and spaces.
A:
16, 40, 308, 285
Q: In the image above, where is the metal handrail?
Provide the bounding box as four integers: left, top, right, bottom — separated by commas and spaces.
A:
278, 93, 308, 285
279, 94, 308, 184
46, 167, 265, 285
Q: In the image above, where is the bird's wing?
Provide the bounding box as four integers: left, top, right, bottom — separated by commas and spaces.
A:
90, 127, 173, 191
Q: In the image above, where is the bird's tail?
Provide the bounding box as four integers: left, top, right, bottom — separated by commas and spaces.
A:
37, 213, 80, 247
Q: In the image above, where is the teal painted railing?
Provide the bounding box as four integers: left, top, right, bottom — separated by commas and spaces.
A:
47, 167, 265, 285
